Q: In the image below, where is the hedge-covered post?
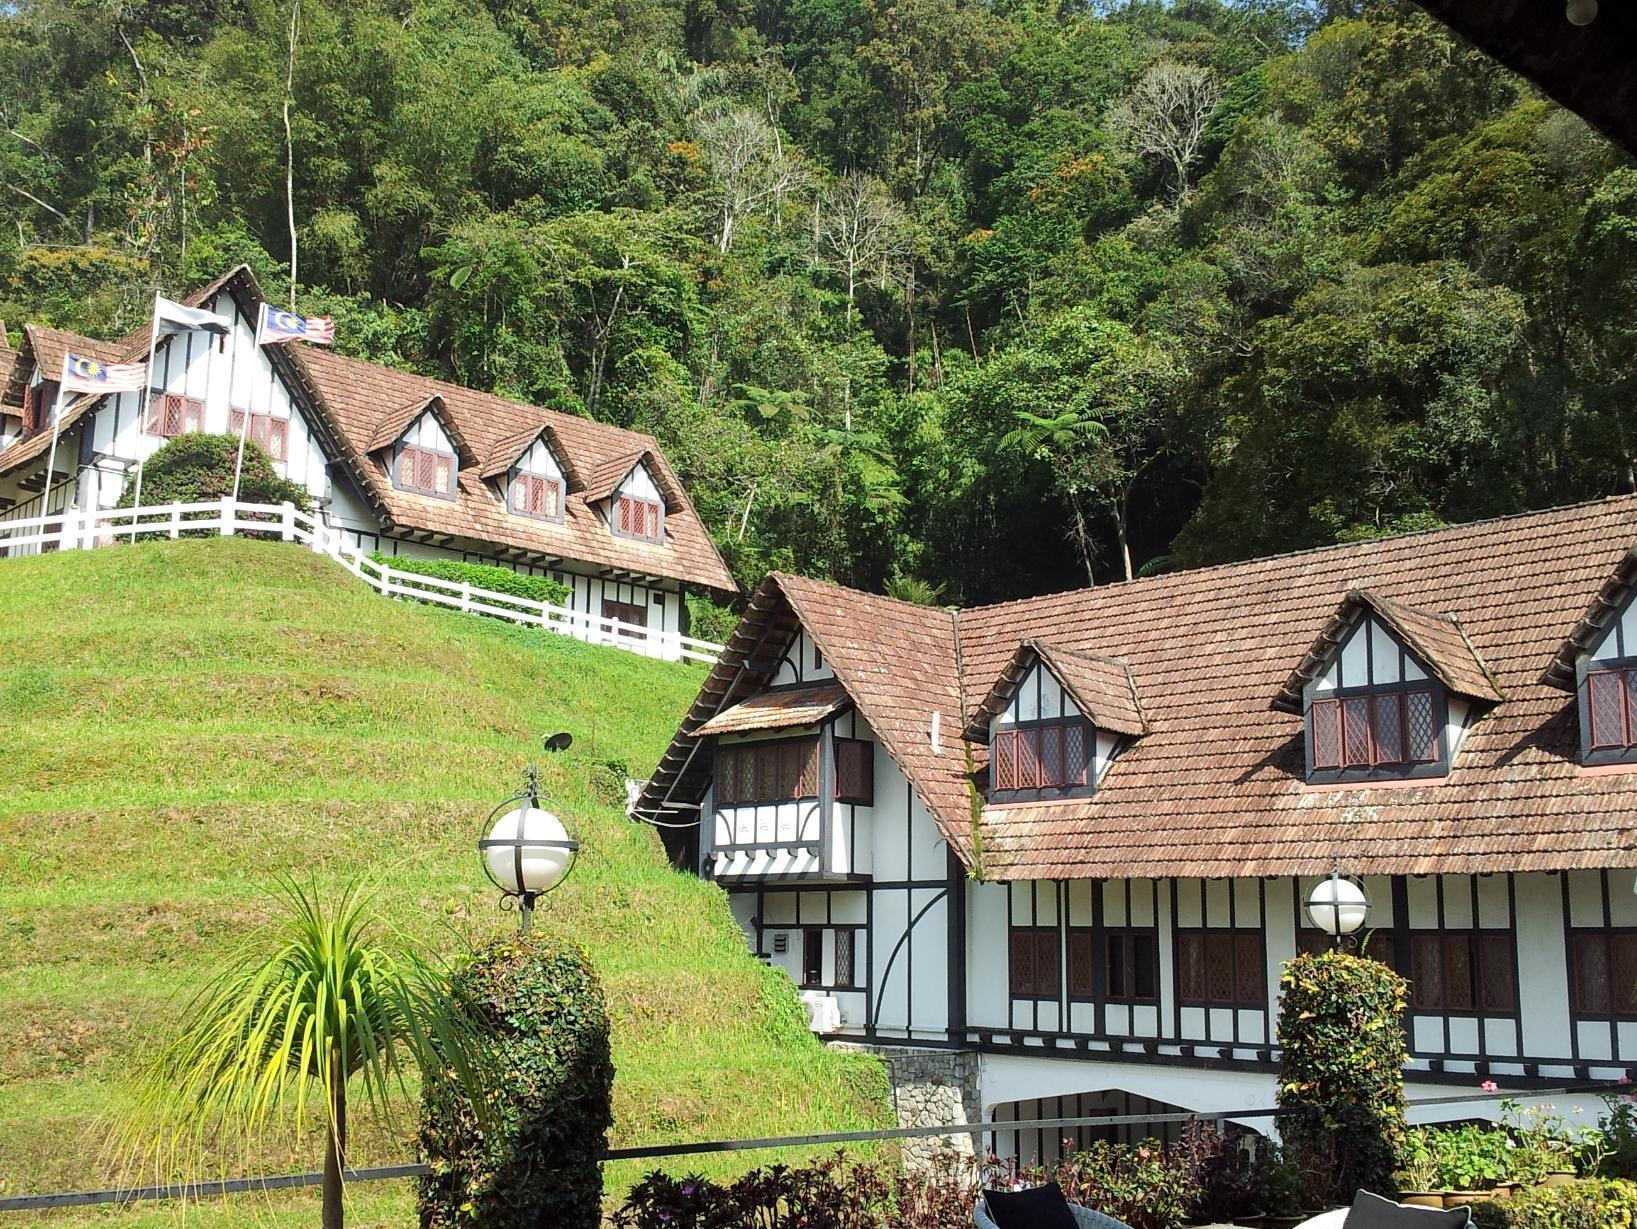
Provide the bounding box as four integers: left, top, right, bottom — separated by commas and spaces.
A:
1275, 949, 1409, 1207
419, 933, 614, 1229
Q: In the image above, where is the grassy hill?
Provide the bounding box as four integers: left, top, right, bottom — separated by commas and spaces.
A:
0, 538, 889, 1226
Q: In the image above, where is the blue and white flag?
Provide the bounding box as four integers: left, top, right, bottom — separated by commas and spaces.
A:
256, 302, 335, 347
59, 352, 147, 396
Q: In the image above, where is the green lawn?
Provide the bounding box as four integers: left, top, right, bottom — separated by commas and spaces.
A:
0, 538, 889, 1226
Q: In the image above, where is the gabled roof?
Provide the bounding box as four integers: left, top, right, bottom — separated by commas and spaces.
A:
689, 683, 852, 738
1541, 545, 1637, 692
477, 421, 581, 488
965, 640, 1145, 740
645, 496, 1637, 882
290, 346, 736, 593
362, 393, 475, 464
581, 447, 683, 511
1273, 589, 1503, 713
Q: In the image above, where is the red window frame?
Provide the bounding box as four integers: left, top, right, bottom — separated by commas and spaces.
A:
1008, 926, 1060, 999
1309, 688, 1438, 771
715, 737, 821, 807
228, 408, 290, 462
1408, 930, 1517, 1015
1587, 668, 1637, 750
23, 381, 60, 434
144, 392, 206, 439
990, 719, 1096, 797
615, 495, 664, 542
1175, 929, 1266, 1008
396, 444, 455, 497
511, 472, 564, 522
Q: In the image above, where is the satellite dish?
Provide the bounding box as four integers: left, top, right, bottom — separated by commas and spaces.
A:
543, 731, 574, 753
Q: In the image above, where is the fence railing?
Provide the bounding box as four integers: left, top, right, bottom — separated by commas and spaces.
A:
0, 1080, 1622, 1213
0, 498, 724, 665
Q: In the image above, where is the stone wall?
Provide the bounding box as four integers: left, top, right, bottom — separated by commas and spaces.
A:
830, 1043, 982, 1173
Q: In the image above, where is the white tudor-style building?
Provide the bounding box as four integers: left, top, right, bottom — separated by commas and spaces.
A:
637, 497, 1637, 1155
0, 267, 736, 651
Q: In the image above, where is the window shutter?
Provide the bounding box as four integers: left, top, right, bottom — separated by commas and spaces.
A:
1443, 935, 1474, 1011
716, 748, 736, 805
1206, 932, 1234, 1003
1035, 930, 1059, 998
1574, 933, 1612, 1015
434, 453, 452, 494
1064, 723, 1088, 786
1615, 935, 1637, 1016
229, 409, 246, 435
1039, 724, 1064, 786
993, 731, 1017, 791
1477, 933, 1515, 1013
1342, 696, 1372, 767
1177, 932, 1205, 1001
1371, 693, 1404, 764
1067, 929, 1095, 998
1009, 929, 1034, 997
835, 930, 854, 987
1016, 728, 1041, 790
1235, 933, 1265, 1004
1410, 933, 1442, 1010
646, 501, 661, 538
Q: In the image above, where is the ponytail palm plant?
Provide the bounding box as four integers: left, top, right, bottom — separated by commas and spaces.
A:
117, 878, 484, 1229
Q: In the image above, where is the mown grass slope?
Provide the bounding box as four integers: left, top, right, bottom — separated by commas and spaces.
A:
0, 538, 888, 1226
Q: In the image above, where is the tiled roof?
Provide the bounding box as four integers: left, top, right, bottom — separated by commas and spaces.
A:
1542, 545, 1637, 691
0, 266, 736, 594
967, 641, 1146, 740
291, 347, 736, 592
1273, 590, 1502, 713
581, 447, 683, 511
690, 683, 852, 737
643, 496, 1637, 881
0, 327, 135, 473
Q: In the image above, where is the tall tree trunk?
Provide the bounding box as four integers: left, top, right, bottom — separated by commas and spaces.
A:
322, 1054, 347, 1229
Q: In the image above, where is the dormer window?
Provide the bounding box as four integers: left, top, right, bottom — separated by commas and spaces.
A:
396, 443, 454, 497
966, 640, 1146, 806
1277, 590, 1501, 784
615, 495, 663, 542
1587, 667, 1637, 754
511, 472, 563, 522
1308, 688, 1440, 773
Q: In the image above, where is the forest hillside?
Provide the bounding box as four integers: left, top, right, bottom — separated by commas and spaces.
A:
2, 0, 1634, 604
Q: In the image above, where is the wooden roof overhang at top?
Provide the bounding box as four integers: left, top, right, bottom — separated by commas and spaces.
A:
1541, 544, 1637, 690
1412, 0, 1637, 157
689, 683, 853, 738
963, 639, 1147, 741
1272, 589, 1504, 714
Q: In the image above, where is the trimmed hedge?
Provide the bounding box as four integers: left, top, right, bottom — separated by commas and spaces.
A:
1276, 950, 1410, 1207
418, 933, 613, 1229
1470, 1178, 1637, 1228
368, 552, 571, 608
116, 432, 309, 511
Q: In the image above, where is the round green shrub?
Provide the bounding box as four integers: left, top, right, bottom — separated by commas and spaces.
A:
418, 933, 614, 1229
116, 432, 310, 510
1275, 949, 1409, 1206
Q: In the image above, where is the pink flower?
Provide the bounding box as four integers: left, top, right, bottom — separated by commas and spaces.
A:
1620, 1075, 1631, 1086
1138, 1148, 1151, 1160
1481, 1080, 1499, 1093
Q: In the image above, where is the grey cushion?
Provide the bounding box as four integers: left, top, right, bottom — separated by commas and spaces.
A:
1342, 1191, 1472, 1229
974, 1197, 1133, 1229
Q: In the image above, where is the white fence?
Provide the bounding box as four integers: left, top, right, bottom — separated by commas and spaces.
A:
0, 498, 724, 665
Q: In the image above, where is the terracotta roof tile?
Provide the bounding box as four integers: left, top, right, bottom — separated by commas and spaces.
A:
1543, 545, 1637, 691
690, 683, 852, 737
644, 496, 1637, 880
967, 640, 1146, 740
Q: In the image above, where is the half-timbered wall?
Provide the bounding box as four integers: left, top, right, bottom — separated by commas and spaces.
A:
1586, 593, 1637, 665
770, 629, 835, 687
989, 660, 1121, 788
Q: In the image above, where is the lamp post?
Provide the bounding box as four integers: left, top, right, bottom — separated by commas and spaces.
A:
478, 733, 579, 932
1306, 866, 1369, 949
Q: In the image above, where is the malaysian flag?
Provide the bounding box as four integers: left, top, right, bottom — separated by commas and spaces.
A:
59, 352, 147, 396
256, 302, 336, 347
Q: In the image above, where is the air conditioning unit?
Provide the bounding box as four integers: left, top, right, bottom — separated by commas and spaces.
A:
799, 991, 842, 1033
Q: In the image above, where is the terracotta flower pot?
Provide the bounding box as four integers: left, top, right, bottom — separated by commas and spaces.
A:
1540, 1170, 1577, 1189
1443, 1190, 1493, 1208
1398, 1192, 1444, 1209
1491, 1181, 1519, 1200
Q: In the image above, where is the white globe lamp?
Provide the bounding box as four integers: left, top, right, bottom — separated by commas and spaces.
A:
1307, 873, 1369, 943
478, 738, 579, 931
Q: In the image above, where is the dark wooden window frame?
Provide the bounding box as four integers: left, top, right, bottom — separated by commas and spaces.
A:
509, 470, 565, 523
1580, 659, 1637, 767
1008, 925, 1061, 1001
834, 737, 874, 806
989, 716, 1100, 804
1406, 928, 1519, 1018
613, 494, 665, 543
394, 442, 458, 500
714, 735, 821, 809
1174, 928, 1267, 1010
1067, 929, 1158, 1001
1568, 927, 1637, 1022
801, 927, 824, 988
23, 380, 61, 435
1306, 679, 1449, 784
601, 598, 649, 640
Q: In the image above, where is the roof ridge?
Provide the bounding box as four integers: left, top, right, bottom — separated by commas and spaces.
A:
768, 569, 963, 617
964, 494, 1637, 618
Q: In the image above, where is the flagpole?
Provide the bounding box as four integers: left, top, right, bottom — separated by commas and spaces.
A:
129, 290, 161, 544
230, 396, 252, 505
41, 362, 67, 552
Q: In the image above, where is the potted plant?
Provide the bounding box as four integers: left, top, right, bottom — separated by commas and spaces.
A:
1256, 1145, 1306, 1229
1501, 1099, 1578, 1187
1396, 1130, 1442, 1208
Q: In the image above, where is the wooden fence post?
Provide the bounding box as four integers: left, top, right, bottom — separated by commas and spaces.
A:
281, 501, 296, 542
221, 495, 236, 537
